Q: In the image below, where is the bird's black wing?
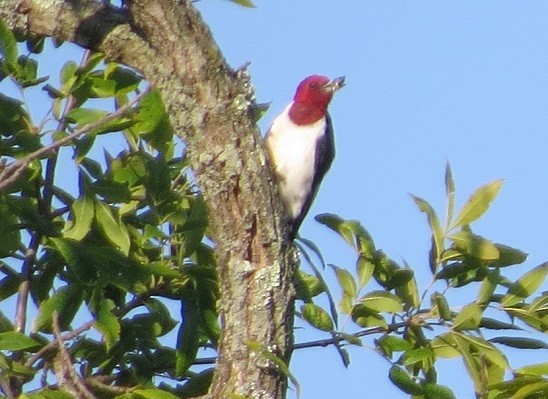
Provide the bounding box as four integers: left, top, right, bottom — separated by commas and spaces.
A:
290, 113, 336, 238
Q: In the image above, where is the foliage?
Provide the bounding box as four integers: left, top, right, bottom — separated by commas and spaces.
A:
0, 27, 217, 398
295, 163, 547, 399
0, 19, 546, 399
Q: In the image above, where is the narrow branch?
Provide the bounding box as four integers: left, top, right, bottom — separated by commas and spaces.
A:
26, 286, 158, 368
0, 87, 150, 192
52, 312, 99, 399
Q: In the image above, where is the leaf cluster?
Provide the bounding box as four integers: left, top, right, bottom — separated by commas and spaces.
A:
295, 163, 547, 399
0, 28, 218, 398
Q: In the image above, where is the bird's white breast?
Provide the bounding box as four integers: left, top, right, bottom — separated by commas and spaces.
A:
265, 104, 327, 219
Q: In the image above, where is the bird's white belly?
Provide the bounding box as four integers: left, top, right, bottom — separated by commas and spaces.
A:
266, 104, 327, 219
276, 137, 317, 218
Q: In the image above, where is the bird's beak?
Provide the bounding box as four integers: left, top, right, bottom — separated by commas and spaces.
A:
322, 76, 346, 93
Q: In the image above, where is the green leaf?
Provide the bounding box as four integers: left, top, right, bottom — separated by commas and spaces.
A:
478, 317, 520, 331
457, 333, 509, 369
395, 270, 420, 311
445, 162, 456, 227
452, 179, 503, 228
63, 195, 95, 240
0, 19, 18, 68
411, 194, 444, 265
294, 271, 325, 301
375, 335, 412, 357
301, 303, 334, 332
331, 264, 357, 300
19, 390, 74, 399
66, 107, 108, 126
402, 347, 434, 366
452, 302, 483, 331
431, 334, 461, 358
316, 213, 356, 249
175, 303, 200, 376
351, 304, 387, 329
501, 262, 548, 307
93, 298, 120, 350
359, 290, 403, 313
490, 336, 548, 349
95, 201, 131, 255
134, 389, 180, 399
229, 0, 256, 8
0, 331, 39, 350
356, 255, 375, 289
515, 362, 548, 376
33, 285, 85, 333
104, 65, 142, 95
449, 230, 499, 261
431, 292, 452, 321
0, 197, 21, 256
316, 214, 376, 256
388, 365, 423, 395
50, 237, 97, 282
423, 383, 456, 399
0, 93, 31, 137
491, 243, 528, 267
477, 269, 500, 305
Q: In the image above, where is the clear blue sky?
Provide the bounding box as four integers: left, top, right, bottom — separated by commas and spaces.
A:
196, 1, 548, 398
3, 1, 547, 398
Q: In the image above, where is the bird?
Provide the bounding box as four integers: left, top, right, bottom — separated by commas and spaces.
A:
265, 75, 345, 239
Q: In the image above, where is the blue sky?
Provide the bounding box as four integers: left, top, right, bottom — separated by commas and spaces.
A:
2, 1, 547, 398
196, 1, 548, 398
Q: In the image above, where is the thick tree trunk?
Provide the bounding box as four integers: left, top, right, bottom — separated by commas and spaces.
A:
1, 1, 295, 398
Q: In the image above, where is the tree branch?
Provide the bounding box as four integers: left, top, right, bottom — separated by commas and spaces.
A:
0, 87, 149, 192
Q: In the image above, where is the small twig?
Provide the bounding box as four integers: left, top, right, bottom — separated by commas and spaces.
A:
14, 234, 40, 334
0, 86, 150, 192
0, 376, 15, 399
83, 375, 131, 395
26, 319, 95, 368
52, 312, 99, 399
26, 288, 155, 368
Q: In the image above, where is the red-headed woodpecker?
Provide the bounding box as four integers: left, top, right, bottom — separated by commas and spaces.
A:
265, 75, 345, 238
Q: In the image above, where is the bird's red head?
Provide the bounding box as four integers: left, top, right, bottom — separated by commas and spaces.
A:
289, 75, 345, 125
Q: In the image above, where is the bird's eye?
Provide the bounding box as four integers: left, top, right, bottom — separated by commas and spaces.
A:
309, 83, 317, 88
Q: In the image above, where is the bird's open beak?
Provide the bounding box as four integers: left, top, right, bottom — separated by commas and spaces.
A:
322, 76, 346, 93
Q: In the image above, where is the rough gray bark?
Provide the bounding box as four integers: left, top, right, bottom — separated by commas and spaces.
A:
0, 1, 295, 398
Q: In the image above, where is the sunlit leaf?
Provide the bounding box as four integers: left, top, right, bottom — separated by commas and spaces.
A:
501, 262, 548, 307
330, 264, 357, 300
301, 303, 334, 332
452, 179, 503, 228
356, 255, 375, 289
445, 162, 456, 227
0, 332, 39, 350
92, 298, 120, 350
229, 0, 256, 8
0, 20, 18, 68
95, 201, 131, 255
359, 290, 403, 313
134, 389, 180, 399
33, 285, 85, 333
449, 231, 499, 261
63, 195, 94, 241
411, 194, 444, 266
423, 383, 456, 399
515, 362, 548, 376
388, 365, 423, 395
453, 302, 483, 331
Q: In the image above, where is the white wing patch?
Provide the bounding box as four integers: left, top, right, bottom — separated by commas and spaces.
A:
265, 103, 327, 219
